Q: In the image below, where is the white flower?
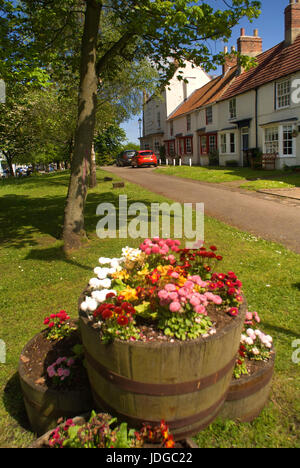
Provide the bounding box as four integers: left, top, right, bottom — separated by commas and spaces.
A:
99, 257, 112, 265
98, 278, 112, 289
246, 328, 256, 339
252, 347, 260, 355
265, 335, 273, 343
91, 289, 116, 303
245, 337, 254, 346
240, 334, 247, 343
89, 278, 102, 289
94, 267, 111, 279
80, 301, 89, 312
85, 297, 98, 312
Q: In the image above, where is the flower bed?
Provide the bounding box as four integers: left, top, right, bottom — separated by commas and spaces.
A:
18, 315, 93, 435
78, 239, 247, 438
220, 311, 275, 422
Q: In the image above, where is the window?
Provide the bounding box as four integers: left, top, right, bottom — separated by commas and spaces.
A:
186, 137, 192, 154
157, 112, 161, 129
200, 136, 207, 155
154, 141, 160, 154
206, 106, 213, 125
276, 80, 290, 109
229, 133, 236, 153
170, 121, 174, 137
208, 135, 216, 152
186, 115, 191, 132
220, 134, 227, 154
144, 143, 150, 150
229, 98, 237, 119
169, 141, 175, 156
265, 127, 279, 154
283, 125, 293, 156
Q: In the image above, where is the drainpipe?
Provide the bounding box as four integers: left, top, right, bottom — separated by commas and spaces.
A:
255, 87, 258, 148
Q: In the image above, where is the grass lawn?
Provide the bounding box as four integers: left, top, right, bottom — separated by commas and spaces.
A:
0, 169, 299, 448
156, 165, 300, 191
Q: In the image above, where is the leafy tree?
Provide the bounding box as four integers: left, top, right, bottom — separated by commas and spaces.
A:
13, 0, 261, 250
94, 123, 127, 166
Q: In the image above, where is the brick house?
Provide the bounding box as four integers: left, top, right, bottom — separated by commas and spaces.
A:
158, 0, 300, 169
140, 61, 211, 157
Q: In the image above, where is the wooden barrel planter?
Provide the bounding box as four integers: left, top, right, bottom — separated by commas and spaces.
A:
219, 351, 275, 423
18, 331, 93, 436
29, 413, 199, 448
79, 293, 247, 440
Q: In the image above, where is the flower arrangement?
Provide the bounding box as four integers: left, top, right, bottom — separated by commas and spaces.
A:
48, 411, 175, 448
234, 311, 274, 379
46, 356, 76, 386
80, 238, 245, 344
43, 310, 76, 341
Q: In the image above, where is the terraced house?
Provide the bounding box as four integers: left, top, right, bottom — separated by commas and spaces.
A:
142, 0, 300, 170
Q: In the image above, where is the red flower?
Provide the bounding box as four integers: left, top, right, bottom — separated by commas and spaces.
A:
44, 317, 50, 325
106, 292, 116, 299
48, 322, 55, 328
227, 287, 236, 296
102, 309, 113, 320
117, 315, 129, 326
216, 255, 223, 261
228, 307, 239, 316
210, 245, 217, 251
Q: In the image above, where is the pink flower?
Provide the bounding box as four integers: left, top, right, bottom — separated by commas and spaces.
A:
245, 311, 253, 321
158, 290, 169, 300
190, 295, 201, 307
170, 272, 179, 279
169, 302, 181, 313
254, 311, 261, 323
212, 295, 222, 305
151, 245, 160, 254
165, 283, 177, 292
195, 305, 207, 315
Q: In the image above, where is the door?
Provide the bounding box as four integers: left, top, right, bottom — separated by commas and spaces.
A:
241, 127, 249, 167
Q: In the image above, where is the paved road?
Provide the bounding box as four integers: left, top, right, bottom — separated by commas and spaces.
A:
102, 166, 300, 254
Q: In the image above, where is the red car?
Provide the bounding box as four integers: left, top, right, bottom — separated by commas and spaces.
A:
131, 150, 157, 168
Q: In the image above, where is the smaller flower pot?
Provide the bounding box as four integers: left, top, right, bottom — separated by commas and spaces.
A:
18, 330, 93, 436
219, 350, 275, 422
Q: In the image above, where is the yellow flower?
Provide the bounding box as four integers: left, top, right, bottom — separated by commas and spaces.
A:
137, 266, 150, 277
112, 269, 129, 281
119, 287, 138, 301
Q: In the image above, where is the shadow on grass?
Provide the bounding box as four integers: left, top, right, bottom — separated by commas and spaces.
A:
3, 372, 31, 432
0, 189, 179, 250
263, 322, 300, 340
171, 165, 300, 185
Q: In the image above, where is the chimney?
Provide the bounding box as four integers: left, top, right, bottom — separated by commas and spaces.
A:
285, 0, 300, 46
237, 28, 263, 58
237, 28, 262, 74
222, 46, 238, 76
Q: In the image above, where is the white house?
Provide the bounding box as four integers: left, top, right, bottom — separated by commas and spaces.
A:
140, 61, 211, 156
158, 0, 300, 169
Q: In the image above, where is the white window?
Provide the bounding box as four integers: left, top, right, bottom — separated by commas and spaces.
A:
264, 127, 279, 154
220, 134, 227, 154
208, 135, 216, 152
186, 137, 192, 154
276, 80, 290, 109
206, 106, 213, 125
154, 141, 160, 153
186, 115, 191, 132
229, 133, 236, 153
229, 98, 237, 119
169, 141, 175, 156
283, 125, 293, 156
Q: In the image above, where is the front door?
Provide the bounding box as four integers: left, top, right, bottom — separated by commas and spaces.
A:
240, 127, 249, 167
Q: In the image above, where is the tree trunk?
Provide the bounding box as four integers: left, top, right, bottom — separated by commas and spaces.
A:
89, 143, 97, 188
62, 0, 102, 252
3, 151, 14, 176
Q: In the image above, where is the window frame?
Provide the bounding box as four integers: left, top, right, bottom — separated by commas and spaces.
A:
275, 79, 291, 110
229, 98, 237, 120
206, 106, 213, 125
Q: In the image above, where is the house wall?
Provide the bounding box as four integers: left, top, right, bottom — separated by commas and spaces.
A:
257, 72, 300, 168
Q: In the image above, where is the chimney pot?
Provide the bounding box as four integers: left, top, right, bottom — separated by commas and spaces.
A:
285, 0, 300, 45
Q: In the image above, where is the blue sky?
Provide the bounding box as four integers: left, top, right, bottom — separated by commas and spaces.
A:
121, 0, 288, 144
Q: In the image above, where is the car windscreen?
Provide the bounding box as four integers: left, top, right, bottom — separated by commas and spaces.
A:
139, 151, 153, 155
